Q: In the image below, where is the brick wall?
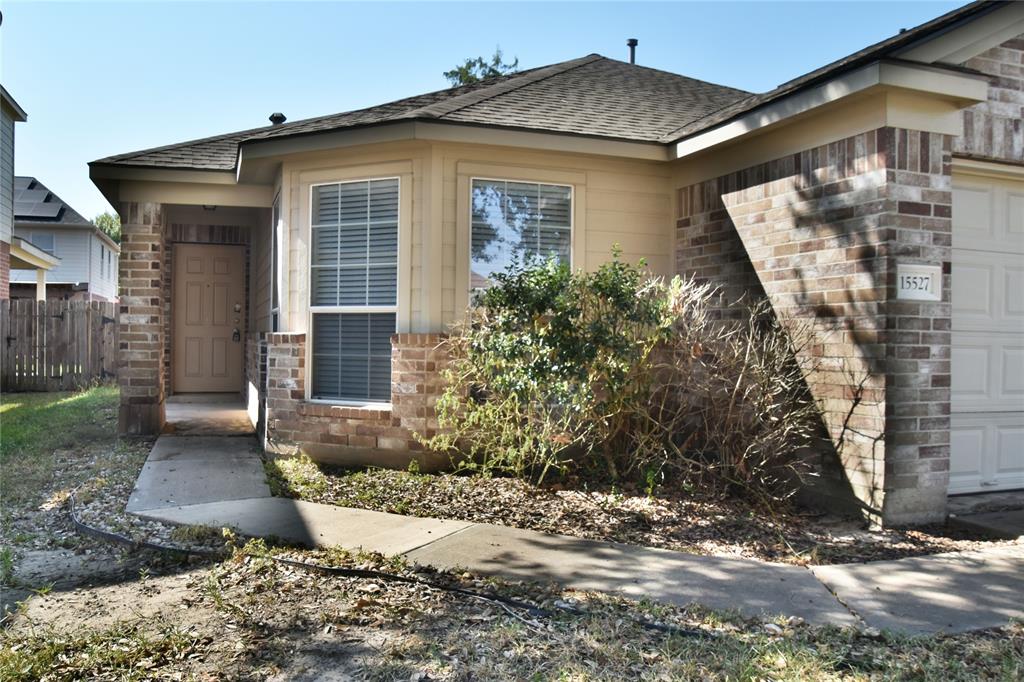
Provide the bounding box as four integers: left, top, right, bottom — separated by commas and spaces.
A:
0, 239, 9, 300
117, 202, 165, 435
676, 127, 952, 525
956, 35, 1024, 164
263, 332, 448, 469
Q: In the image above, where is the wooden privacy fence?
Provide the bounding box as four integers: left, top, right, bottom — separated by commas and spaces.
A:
0, 300, 119, 392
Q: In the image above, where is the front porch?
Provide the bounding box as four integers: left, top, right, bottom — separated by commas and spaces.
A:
116, 201, 447, 471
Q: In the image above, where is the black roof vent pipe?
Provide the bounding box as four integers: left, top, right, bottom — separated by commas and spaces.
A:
269, 112, 287, 125
627, 38, 638, 64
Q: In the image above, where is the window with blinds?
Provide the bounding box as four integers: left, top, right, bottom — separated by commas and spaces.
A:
470, 179, 571, 287
310, 178, 398, 402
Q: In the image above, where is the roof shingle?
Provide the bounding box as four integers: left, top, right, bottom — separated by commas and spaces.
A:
92, 56, 749, 171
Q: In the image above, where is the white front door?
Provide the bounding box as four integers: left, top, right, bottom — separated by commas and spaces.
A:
950, 171, 1024, 494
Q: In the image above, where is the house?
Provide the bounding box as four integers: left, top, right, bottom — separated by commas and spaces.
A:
2, 86, 59, 299
90, 1, 1023, 527
10, 177, 120, 302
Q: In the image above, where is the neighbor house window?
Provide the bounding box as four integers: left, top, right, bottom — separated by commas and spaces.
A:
31, 232, 55, 255
310, 178, 398, 402
470, 179, 571, 287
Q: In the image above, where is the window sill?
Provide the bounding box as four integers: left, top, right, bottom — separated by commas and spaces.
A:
297, 400, 392, 420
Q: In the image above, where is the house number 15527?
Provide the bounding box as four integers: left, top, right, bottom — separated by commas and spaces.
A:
896, 264, 941, 301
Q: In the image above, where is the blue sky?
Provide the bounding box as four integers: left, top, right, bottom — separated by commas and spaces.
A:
2, 0, 962, 220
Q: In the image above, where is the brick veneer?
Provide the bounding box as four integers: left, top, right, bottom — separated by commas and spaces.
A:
0, 239, 10, 300
117, 202, 166, 435
956, 35, 1024, 163
262, 332, 448, 467
677, 127, 952, 525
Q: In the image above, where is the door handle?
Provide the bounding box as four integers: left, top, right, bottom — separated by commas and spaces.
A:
232, 328, 241, 342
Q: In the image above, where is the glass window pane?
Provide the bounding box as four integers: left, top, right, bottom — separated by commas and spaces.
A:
311, 312, 395, 402
470, 179, 571, 286
310, 179, 398, 307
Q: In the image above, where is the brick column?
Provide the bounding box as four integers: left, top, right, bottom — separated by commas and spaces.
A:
676, 127, 952, 526
117, 202, 165, 435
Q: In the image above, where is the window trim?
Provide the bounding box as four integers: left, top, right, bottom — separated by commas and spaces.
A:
305, 176, 401, 407
270, 191, 282, 332
467, 176, 575, 292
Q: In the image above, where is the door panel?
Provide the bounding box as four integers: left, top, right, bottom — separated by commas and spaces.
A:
951, 173, 1024, 493
173, 244, 245, 393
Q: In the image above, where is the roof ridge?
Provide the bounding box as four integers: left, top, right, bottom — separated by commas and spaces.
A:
409, 54, 606, 120
656, 92, 760, 143
239, 67, 550, 143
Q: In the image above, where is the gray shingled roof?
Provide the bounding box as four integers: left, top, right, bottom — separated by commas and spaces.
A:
91, 55, 749, 171
14, 177, 92, 226
91, 1, 1001, 172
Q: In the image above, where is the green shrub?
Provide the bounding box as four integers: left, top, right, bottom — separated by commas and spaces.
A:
421, 253, 822, 505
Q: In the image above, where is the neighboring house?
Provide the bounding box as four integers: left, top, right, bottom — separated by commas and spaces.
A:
90, 1, 1024, 526
10, 177, 119, 302
2, 86, 58, 299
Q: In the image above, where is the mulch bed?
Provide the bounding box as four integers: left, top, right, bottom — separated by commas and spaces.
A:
301, 467, 1021, 565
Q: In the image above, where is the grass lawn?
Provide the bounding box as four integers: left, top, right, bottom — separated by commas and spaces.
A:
0, 386, 119, 509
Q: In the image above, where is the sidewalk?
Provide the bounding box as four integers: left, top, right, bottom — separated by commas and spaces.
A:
126, 433, 1024, 635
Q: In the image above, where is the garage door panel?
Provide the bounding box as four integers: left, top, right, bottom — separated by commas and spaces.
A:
949, 419, 986, 494
1007, 190, 1024, 240
952, 253, 1024, 332
951, 333, 1024, 412
953, 178, 1024, 254
950, 414, 1024, 494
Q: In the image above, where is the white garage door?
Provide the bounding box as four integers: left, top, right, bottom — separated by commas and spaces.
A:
950, 172, 1024, 494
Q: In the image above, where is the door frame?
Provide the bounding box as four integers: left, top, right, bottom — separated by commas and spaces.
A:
170, 242, 248, 395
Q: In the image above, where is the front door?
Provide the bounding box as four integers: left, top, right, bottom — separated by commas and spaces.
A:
172, 243, 246, 393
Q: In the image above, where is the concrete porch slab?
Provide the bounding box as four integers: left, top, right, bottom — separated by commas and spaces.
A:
405, 523, 857, 626
164, 395, 253, 436
126, 436, 269, 512
137, 498, 473, 555
811, 545, 1024, 634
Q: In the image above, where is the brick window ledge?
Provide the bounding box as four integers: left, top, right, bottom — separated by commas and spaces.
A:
296, 401, 393, 420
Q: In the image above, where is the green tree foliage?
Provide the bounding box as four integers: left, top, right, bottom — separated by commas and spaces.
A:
93, 212, 121, 243
444, 48, 519, 86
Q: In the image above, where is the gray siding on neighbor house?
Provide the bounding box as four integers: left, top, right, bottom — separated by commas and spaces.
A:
10, 227, 119, 299
0, 107, 14, 243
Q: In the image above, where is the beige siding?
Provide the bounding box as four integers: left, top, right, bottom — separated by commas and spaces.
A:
279, 140, 673, 334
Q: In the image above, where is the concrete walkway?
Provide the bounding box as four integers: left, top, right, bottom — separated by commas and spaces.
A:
124, 431, 1024, 634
